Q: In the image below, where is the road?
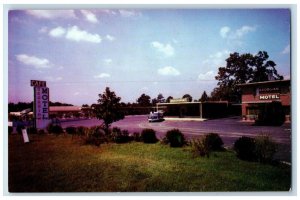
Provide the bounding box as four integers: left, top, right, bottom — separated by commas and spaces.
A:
61, 115, 292, 162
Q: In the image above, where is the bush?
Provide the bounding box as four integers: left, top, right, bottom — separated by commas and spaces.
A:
205, 133, 224, 151
77, 126, 88, 137
27, 127, 37, 134
47, 124, 64, 135
141, 129, 158, 144
85, 126, 106, 146
132, 132, 142, 142
65, 126, 77, 135
234, 137, 257, 161
255, 134, 278, 163
164, 129, 186, 147
190, 136, 210, 158
234, 135, 278, 163
111, 127, 131, 143
38, 129, 45, 135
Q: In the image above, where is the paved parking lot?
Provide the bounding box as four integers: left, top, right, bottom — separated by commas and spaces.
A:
61, 115, 292, 162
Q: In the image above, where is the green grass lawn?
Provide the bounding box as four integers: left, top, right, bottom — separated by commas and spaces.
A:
8, 134, 291, 192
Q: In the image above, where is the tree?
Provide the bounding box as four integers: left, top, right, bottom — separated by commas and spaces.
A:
182, 94, 193, 102
137, 93, 151, 107
157, 93, 165, 103
166, 96, 173, 103
94, 87, 124, 133
199, 91, 209, 102
213, 51, 283, 102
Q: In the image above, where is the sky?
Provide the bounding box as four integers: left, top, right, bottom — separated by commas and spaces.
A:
8, 8, 291, 106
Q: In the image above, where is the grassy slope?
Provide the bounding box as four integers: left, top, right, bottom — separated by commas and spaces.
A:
8, 134, 291, 192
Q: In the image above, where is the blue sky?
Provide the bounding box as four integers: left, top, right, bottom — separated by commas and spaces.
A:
8, 9, 291, 105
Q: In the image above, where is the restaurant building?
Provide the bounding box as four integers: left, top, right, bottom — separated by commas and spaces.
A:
239, 79, 291, 121
157, 98, 230, 119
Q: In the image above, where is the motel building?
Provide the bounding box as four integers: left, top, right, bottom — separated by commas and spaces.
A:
238, 79, 291, 122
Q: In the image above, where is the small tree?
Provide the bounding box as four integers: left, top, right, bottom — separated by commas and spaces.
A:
182, 94, 193, 102
94, 87, 124, 133
199, 91, 209, 102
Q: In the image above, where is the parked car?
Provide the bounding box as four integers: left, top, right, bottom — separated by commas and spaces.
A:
148, 111, 164, 122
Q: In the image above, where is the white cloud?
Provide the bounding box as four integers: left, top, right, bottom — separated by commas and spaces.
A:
198, 71, 215, 80
74, 92, 80, 96
151, 41, 174, 57
16, 54, 51, 69
103, 59, 112, 65
281, 44, 290, 54
81, 10, 98, 23
157, 66, 180, 76
220, 26, 230, 38
25, 10, 76, 19
106, 34, 115, 41
220, 25, 256, 40
49, 26, 66, 37
94, 73, 111, 78
65, 26, 102, 43
235, 26, 256, 38
202, 50, 230, 66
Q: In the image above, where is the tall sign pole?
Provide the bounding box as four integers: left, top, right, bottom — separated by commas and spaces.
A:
31, 80, 50, 129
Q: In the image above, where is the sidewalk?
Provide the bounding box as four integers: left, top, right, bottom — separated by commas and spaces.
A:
164, 117, 207, 122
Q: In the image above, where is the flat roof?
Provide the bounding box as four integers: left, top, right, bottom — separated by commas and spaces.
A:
49, 106, 82, 112
157, 101, 228, 106
238, 79, 290, 87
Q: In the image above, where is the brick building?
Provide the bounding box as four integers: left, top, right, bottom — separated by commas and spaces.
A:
239, 79, 291, 121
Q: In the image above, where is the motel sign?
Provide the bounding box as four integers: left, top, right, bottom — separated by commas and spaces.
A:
31, 80, 50, 129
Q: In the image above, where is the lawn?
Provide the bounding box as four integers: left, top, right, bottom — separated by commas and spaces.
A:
8, 134, 291, 192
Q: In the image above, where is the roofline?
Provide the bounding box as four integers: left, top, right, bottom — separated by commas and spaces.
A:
238, 79, 290, 87
157, 101, 229, 106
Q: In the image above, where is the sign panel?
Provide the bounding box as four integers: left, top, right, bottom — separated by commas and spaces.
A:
22, 128, 30, 143
34, 87, 49, 129
170, 98, 189, 103
31, 80, 46, 87
259, 94, 280, 100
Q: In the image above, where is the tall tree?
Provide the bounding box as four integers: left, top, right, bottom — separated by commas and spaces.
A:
137, 93, 151, 106
213, 51, 283, 102
199, 91, 209, 102
182, 94, 193, 102
94, 87, 124, 133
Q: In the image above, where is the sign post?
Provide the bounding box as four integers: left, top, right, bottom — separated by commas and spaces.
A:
31, 80, 50, 129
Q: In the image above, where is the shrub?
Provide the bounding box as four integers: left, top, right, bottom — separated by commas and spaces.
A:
205, 133, 224, 151
65, 126, 77, 135
111, 127, 131, 143
255, 134, 278, 163
234, 135, 278, 163
234, 137, 257, 161
27, 127, 37, 134
47, 124, 64, 135
164, 129, 186, 147
141, 129, 158, 144
38, 129, 45, 135
132, 132, 142, 142
190, 136, 210, 158
85, 126, 106, 146
17, 125, 25, 134
77, 126, 88, 137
